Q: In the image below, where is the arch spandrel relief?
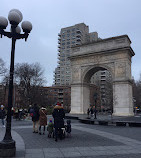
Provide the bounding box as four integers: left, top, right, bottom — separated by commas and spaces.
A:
71, 66, 81, 83
115, 62, 126, 78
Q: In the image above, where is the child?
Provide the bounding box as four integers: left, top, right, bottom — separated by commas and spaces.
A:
47, 119, 54, 138
66, 120, 71, 137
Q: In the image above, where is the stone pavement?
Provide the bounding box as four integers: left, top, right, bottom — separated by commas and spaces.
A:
0, 127, 25, 158
0, 115, 141, 157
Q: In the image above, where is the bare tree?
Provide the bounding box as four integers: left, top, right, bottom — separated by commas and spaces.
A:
133, 76, 141, 108
14, 62, 46, 107
0, 58, 7, 76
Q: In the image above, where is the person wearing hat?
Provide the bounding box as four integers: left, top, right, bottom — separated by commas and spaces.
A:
52, 102, 65, 141
47, 119, 54, 138
0, 105, 6, 127
39, 106, 47, 135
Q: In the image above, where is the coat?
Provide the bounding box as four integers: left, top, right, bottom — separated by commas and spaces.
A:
0, 109, 6, 119
52, 105, 65, 128
31, 105, 40, 122
39, 108, 47, 126
47, 122, 54, 133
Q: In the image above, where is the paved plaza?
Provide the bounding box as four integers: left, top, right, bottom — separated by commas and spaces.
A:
1, 115, 141, 158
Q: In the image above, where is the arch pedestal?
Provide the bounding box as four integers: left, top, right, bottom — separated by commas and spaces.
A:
70, 84, 90, 114
113, 80, 134, 116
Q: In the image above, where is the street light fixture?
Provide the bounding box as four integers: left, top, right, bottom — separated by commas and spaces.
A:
0, 9, 32, 157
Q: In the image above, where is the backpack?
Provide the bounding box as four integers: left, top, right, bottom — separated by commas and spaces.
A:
30, 108, 36, 117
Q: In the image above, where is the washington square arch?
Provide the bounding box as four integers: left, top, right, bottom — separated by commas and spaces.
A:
69, 35, 135, 116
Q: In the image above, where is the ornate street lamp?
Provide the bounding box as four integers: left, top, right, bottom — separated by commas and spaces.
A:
0, 9, 32, 157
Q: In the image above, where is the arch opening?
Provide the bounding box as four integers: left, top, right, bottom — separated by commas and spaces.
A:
83, 66, 113, 114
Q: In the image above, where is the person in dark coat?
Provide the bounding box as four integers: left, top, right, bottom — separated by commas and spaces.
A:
0, 105, 6, 127
52, 102, 65, 141
30, 104, 40, 133
87, 108, 90, 118
90, 107, 94, 118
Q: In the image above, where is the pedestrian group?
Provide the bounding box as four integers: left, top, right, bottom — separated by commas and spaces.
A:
29, 102, 71, 142
0, 103, 71, 142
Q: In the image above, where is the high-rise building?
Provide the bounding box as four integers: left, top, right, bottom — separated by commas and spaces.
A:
91, 70, 113, 110
53, 23, 100, 86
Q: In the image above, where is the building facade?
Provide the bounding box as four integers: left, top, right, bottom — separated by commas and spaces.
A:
53, 23, 100, 86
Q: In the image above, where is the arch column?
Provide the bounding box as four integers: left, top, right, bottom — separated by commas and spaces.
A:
70, 83, 90, 114
113, 80, 134, 116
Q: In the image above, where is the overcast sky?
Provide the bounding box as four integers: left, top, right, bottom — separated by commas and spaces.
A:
0, 0, 141, 86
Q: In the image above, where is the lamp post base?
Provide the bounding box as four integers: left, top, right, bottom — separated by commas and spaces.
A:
0, 140, 16, 157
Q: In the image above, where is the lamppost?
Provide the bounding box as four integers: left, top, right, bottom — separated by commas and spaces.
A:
0, 9, 32, 157
94, 93, 98, 119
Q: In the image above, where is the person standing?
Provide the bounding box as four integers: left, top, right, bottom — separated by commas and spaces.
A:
39, 106, 47, 135
90, 106, 94, 119
30, 104, 40, 133
87, 108, 90, 118
11, 107, 15, 121
0, 105, 6, 127
52, 102, 65, 142
27, 105, 32, 119
47, 119, 54, 138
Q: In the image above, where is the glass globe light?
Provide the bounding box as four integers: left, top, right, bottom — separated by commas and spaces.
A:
0, 16, 8, 29
9, 9, 23, 22
21, 21, 32, 33
11, 26, 21, 34
15, 26, 21, 34
8, 11, 21, 25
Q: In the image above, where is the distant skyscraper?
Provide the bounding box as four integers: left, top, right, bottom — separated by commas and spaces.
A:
91, 70, 113, 109
53, 23, 99, 86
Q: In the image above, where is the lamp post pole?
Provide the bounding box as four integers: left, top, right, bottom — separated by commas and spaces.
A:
0, 9, 32, 157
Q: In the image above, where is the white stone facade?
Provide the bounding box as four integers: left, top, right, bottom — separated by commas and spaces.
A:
70, 35, 135, 116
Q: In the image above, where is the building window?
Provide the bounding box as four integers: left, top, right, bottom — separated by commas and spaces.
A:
72, 33, 75, 36
72, 28, 75, 31
62, 31, 66, 34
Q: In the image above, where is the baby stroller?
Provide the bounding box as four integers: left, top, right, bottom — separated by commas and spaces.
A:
60, 126, 66, 138
56, 126, 66, 140
65, 120, 71, 137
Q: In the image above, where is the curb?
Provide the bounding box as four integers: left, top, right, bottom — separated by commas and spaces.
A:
65, 115, 141, 127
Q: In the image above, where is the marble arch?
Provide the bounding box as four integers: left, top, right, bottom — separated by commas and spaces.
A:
69, 35, 135, 116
